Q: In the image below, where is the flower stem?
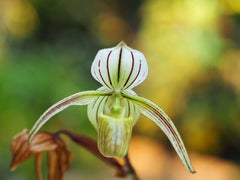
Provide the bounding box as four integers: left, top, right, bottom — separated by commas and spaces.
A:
124, 153, 139, 180
56, 130, 140, 179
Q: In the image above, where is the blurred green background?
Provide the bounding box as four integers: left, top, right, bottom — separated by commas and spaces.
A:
0, 0, 240, 179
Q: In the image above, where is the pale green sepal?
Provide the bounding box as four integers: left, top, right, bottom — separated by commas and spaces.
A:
98, 113, 133, 158
122, 93, 196, 173
28, 90, 111, 143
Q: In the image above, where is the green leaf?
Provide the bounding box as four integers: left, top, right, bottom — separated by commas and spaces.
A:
122, 93, 196, 173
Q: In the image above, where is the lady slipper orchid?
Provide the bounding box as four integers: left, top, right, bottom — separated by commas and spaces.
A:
28, 41, 195, 173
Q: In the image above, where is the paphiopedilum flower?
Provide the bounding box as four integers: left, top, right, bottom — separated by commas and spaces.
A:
28, 41, 195, 173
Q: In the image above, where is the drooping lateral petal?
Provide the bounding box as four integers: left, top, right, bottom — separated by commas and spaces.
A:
122, 93, 196, 173
91, 41, 148, 90
28, 91, 112, 142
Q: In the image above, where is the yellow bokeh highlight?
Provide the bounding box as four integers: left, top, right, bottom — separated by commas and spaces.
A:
0, 0, 38, 38
138, 0, 221, 117
222, 0, 240, 14
141, 0, 219, 30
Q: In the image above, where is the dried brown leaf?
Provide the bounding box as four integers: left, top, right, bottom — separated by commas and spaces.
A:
10, 129, 63, 171
10, 129, 131, 179
10, 130, 34, 171
35, 153, 43, 180
48, 137, 72, 180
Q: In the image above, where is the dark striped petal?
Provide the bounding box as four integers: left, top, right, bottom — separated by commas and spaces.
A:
98, 113, 133, 158
122, 93, 196, 173
91, 41, 148, 90
28, 91, 112, 142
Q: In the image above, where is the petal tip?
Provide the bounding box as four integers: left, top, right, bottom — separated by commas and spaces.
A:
117, 41, 127, 47
9, 163, 16, 171
189, 168, 197, 174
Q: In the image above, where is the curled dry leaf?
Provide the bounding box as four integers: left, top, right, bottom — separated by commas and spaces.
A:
11, 129, 134, 179
10, 129, 72, 180
47, 137, 72, 180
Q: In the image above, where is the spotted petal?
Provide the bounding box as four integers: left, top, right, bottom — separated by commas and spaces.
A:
28, 91, 111, 142
91, 41, 148, 90
122, 93, 196, 173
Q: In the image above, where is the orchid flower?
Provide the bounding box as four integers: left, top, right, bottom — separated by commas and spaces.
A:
28, 41, 195, 173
